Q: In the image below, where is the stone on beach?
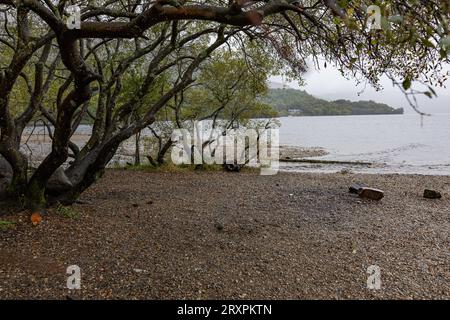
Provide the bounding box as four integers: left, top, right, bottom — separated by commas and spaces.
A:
349, 183, 365, 194
423, 189, 442, 199
214, 222, 224, 231
358, 187, 384, 201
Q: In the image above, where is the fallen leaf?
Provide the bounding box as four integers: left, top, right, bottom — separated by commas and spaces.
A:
31, 212, 42, 226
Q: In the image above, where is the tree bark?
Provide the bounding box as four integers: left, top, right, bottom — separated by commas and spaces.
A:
134, 132, 141, 166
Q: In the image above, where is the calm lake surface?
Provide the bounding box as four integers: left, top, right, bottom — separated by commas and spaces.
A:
24, 113, 450, 175
278, 113, 450, 175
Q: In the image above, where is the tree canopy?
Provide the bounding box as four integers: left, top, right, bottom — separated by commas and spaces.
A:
0, 0, 449, 209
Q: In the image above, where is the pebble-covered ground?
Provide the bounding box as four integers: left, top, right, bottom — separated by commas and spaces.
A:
0, 170, 449, 299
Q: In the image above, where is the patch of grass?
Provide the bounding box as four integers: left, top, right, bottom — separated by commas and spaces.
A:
195, 164, 224, 172
55, 202, 80, 219
111, 162, 126, 169
116, 162, 259, 173
0, 220, 15, 231
119, 162, 203, 173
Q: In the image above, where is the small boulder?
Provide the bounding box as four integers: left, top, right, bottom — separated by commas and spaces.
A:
349, 183, 365, 194
214, 222, 224, 231
423, 189, 442, 199
46, 167, 73, 194
359, 187, 384, 201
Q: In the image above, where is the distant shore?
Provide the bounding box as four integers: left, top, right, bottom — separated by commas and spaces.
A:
1, 170, 448, 299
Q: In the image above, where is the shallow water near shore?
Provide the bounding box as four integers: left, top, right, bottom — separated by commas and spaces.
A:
278, 113, 450, 175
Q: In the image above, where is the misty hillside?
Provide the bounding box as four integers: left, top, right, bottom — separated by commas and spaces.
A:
264, 88, 404, 116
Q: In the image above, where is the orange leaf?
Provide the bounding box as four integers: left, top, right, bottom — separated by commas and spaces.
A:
31, 212, 42, 226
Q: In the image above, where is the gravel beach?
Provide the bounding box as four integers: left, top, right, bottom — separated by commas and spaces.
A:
0, 170, 449, 299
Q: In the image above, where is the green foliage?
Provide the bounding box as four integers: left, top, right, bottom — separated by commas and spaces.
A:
264, 88, 404, 116
0, 220, 15, 231
181, 48, 278, 121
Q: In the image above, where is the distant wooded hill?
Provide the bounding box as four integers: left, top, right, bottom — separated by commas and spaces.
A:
264, 88, 404, 116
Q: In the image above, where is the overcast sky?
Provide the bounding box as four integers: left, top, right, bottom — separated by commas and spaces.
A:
271, 65, 450, 114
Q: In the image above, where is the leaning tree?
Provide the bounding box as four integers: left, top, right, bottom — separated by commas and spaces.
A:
0, 0, 448, 210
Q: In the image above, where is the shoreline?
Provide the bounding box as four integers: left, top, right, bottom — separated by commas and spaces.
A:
279, 166, 450, 177
20, 132, 450, 176
1, 169, 449, 299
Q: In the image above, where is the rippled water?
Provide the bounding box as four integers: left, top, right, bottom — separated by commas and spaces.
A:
278, 114, 450, 175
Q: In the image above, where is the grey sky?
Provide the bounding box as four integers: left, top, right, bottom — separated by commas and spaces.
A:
271, 65, 450, 114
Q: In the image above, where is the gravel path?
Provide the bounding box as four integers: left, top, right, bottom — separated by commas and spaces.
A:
1, 170, 449, 299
